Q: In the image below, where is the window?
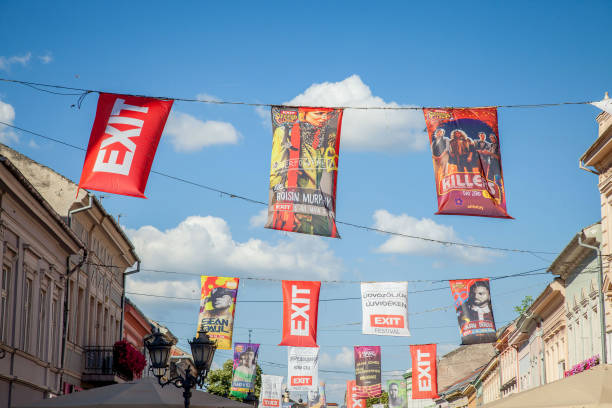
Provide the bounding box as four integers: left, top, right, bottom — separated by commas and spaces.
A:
51, 297, 58, 365
22, 277, 33, 352
558, 360, 565, 379
76, 287, 84, 345
38, 288, 47, 358
1, 264, 11, 342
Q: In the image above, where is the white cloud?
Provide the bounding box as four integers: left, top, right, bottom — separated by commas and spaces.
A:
249, 208, 268, 228
195, 93, 219, 102
38, 52, 53, 64
320, 347, 353, 368
372, 209, 498, 263
0, 99, 18, 144
125, 278, 199, 301
164, 111, 240, 152
0, 52, 32, 70
126, 215, 342, 280
285, 75, 427, 151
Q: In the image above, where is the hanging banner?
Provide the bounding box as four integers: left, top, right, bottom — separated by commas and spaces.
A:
266, 106, 344, 238
260, 374, 284, 408
386, 380, 407, 408
449, 278, 497, 344
287, 346, 319, 391
307, 382, 325, 408
279, 280, 320, 347
592, 97, 612, 115
354, 346, 382, 398
230, 342, 260, 398
346, 380, 366, 408
422, 107, 511, 219
410, 344, 438, 399
197, 276, 239, 349
78, 93, 173, 198
361, 282, 410, 336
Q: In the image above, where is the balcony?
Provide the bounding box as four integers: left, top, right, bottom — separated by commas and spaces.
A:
81, 346, 132, 385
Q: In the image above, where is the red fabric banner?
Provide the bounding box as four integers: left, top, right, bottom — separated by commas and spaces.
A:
423, 107, 511, 218
410, 344, 438, 400
78, 93, 173, 198
449, 278, 497, 344
279, 280, 320, 347
266, 106, 343, 238
346, 380, 366, 408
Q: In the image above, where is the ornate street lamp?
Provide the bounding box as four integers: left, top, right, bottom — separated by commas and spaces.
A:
144, 328, 217, 408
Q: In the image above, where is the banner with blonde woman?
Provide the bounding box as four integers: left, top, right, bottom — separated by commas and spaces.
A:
266, 106, 344, 238
197, 276, 239, 349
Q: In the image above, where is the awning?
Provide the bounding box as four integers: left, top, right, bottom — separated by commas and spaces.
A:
14, 377, 254, 408
482, 364, 612, 408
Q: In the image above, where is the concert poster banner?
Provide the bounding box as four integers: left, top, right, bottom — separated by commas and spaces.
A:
260, 374, 284, 408
354, 346, 382, 398
346, 380, 366, 408
279, 280, 320, 347
79, 93, 173, 198
307, 382, 327, 408
197, 276, 239, 349
266, 106, 344, 238
422, 107, 512, 219
409, 344, 438, 399
361, 282, 410, 336
386, 380, 407, 408
449, 278, 497, 344
287, 346, 319, 391
230, 342, 260, 398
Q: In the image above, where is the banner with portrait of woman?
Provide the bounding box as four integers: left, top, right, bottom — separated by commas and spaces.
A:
266, 106, 344, 238
197, 276, 239, 349
449, 278, 497, 344
230, 343, 260, 398
423, 107, 512, 219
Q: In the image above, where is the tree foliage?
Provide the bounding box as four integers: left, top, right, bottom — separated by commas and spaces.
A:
513, 295, 534, 316
203, 359, 262, 401
365, 391, 388, 408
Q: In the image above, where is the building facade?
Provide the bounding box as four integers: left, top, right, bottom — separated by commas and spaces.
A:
0, 145, 140, 406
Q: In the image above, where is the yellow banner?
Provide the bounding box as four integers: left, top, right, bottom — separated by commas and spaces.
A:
197, 276, 239, 349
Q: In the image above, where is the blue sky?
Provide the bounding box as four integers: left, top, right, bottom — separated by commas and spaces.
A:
1, 0, 612, 403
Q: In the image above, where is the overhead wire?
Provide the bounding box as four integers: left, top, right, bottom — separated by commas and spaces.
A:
0, 119, 562, 256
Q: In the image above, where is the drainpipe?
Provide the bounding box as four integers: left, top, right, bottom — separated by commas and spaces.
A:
120, 261, 140, 340
578, 232, 607, 364
68, 193, 93, 227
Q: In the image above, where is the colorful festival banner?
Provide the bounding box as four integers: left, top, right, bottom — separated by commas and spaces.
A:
386, 380, 407, 408
423, 107, 511, 219
354, 346, 382, 398
230, 342, 260, 398
279, 280, 320, 347
361, 282, 410, 336
266, 106, 344, 238
79, 93, 173, 198
307, 382, 326, 408
410, 344, 438, 400
346, 380, 366, 408
287, 346, 319, 391
197, 276, 239, 349
260, 374, 284, 408
449, 279, 497, 344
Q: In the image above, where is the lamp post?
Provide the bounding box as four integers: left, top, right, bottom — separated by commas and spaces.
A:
144, 328, 217, 408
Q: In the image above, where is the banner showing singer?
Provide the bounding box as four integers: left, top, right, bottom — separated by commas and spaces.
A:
354, 346, 381, 398
386, 380, 407, 408
79, 93, 173, 198
266, 106, 344, 238
449, 279, 497, 344
423, 107, 511, 219
197, 276, 239, 349
230, 343, 259, 398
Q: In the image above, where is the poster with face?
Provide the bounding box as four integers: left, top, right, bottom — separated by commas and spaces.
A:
197, 276, 239, 349
423, 107, 512, 219
308, 382, 327, 408
230, 343, 260, 398
354, 346, 382, 398
266, 106, 344, 238
386, 380, 407, 408
449, 279, 497, 344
